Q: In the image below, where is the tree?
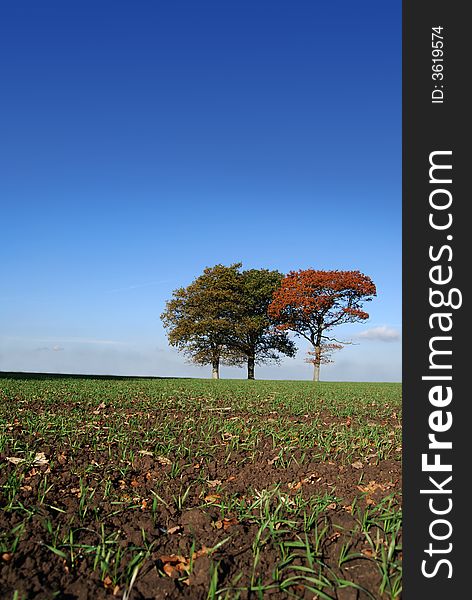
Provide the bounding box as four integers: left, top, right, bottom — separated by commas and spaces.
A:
161, 265, 296, 380
227, 269, 296, 379
161, 264, 242, 379
268, 270, 376, 381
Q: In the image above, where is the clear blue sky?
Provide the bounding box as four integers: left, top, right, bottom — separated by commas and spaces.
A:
0, 1, 401, 381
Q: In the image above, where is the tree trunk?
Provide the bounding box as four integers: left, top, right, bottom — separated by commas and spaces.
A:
211, 358, 220, 379
313, 344, 321, 382
247, 354, 255, 380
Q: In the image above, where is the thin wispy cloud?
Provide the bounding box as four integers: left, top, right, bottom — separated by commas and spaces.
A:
34, 345, 65, 352
357, 326, 401, 342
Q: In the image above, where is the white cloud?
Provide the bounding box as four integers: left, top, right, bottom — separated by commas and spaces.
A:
357, 326, 401, 342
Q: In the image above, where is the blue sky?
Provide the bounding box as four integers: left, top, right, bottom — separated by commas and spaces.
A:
0, 1, 401, 381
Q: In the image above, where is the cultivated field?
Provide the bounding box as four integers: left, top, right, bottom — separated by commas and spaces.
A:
0, 374, 402, 600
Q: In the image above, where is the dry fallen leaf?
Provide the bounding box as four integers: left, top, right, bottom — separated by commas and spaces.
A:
167, 525, 183, 535
159, 549, 208, 578
6, 452, 49, 467
357, 480, 389, 494
351, 460, 363, 470
156, 456, 172, 466
204, 493, 221, 503
326, 502, 337, 510
214, 517, 238, 530
103, 575, 113, 589
192, 546, 209, 559
207, 479, 222, 488
6, 457, 24, 465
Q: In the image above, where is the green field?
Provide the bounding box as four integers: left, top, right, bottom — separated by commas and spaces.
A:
0, 375, 402, 599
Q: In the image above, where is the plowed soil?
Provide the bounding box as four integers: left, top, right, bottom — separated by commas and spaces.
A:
0, 375, 402, 600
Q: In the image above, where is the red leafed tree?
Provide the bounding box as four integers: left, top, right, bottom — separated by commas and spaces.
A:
268, 270, 376, 381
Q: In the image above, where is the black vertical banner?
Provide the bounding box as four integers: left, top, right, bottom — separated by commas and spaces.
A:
403, 1, 468, 598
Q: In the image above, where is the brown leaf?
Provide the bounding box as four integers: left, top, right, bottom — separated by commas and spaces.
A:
192, 546, 209, 559
207, 479, 222, 488
167, 525, 183, 535
6, 456, 24, 465
204, 493, 221, 503
103, 575, 113, 588
351, 460, 363, 469
357, 480, 390, 494
160, 554, 187, 564
222, 517, 238, 530
160, 553, 191, 577
163, 563, 178, 577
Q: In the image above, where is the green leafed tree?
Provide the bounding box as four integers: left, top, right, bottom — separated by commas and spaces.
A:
161, 264, 296, 379
227, 268, 296, 379
161, 263, 243, 379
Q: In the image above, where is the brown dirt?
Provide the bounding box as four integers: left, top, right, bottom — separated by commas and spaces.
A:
0, 398, 401, 599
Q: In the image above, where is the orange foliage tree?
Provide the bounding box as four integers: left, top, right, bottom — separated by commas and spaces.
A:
268, 270, 376, 381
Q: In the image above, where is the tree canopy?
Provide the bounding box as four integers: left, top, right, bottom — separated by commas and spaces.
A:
161, 264, 296, 379
226, 268, 296, 379
161, 264, 242, 379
